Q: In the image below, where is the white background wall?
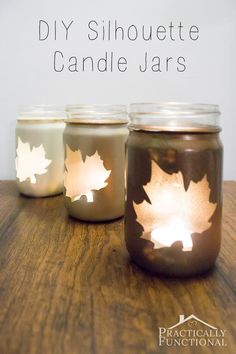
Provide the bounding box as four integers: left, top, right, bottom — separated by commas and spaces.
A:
0, 0, 235, 180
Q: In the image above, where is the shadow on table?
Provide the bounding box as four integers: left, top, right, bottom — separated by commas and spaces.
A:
125, 257, 217, 282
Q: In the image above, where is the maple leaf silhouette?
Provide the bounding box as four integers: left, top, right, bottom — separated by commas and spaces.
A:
16, 137, 52, 184
133, 161, 217, 251
64, 145, 111, 202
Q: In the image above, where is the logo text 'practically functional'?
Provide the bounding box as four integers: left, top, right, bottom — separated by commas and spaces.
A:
159, 315, 227, 347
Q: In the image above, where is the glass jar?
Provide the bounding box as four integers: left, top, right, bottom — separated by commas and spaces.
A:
125, 103, 223, 276
64, 104, 128, 221
16, 105, 65, 197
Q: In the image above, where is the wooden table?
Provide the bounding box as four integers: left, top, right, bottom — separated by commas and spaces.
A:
0, 181, 235, 354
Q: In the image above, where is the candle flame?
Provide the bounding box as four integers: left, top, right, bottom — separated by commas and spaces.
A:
85, 191, 93, 202
151, 218, 193, 251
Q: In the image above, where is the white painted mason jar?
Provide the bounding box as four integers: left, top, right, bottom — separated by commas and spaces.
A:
64, 104, 128, 221
16, 105, 66, 197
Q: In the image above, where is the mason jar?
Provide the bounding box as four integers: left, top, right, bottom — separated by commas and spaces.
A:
16, 105, 65, 197
125, 103, 223, 276
64, 104, 128, 221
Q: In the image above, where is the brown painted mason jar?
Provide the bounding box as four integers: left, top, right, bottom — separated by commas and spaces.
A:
64, 104, 128, 221
125, 103, 223, 276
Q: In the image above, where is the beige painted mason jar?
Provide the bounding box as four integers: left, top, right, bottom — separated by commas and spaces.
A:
16, 105, 65, 197
64, 104, 128, 221
125, 103, 223, 276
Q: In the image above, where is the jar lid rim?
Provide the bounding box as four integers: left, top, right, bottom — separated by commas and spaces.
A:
129, 102, 221, 116
129, 102, 221, 131
129, 124, 221, 133
66, 104, 127, 114
17, 118, 65, 123
66, 118, 128, 125
18, 105, 66, 119
66, 104, 128, 124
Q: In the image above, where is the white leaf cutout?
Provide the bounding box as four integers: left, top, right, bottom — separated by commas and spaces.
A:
16, 138, 52, 184
64, 146, 111, 202
133, 161, 217, 251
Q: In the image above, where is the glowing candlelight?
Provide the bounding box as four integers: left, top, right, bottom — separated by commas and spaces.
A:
64, 147, 111, 203
151, 218, 193, 251
16, 138, 52, 184
85, 191, 93, 202
134, 161, 217, 254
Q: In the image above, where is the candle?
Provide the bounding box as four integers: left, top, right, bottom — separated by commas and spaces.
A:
15, 105, 65, 197
125, 103, 223, 276
151, 218, 193, 252
64, 104, 128, 221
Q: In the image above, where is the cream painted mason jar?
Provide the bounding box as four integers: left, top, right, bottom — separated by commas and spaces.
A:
16, 105, 65, 197
64, 104, 128, 221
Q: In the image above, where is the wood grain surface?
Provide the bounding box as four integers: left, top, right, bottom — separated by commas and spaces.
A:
0, 181, 235, 354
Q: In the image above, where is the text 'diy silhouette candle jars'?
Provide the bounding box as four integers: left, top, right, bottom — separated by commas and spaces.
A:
64, 104, 128, 221
125, 103, 223, 276
15, 105, 65, 197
